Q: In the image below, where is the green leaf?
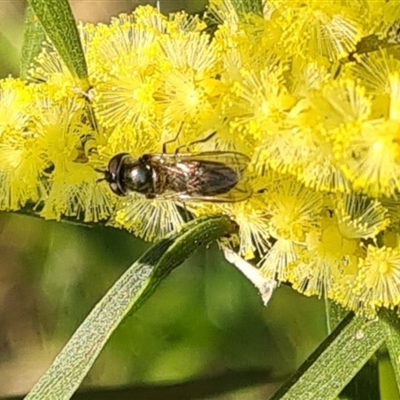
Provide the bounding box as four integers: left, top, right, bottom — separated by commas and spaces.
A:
26, 0, 90, 90
326, 303, 380, 400
271, 313, 385, 400
379, 358, 400, 400
20, 5, 47, 80
379, 309, 400, 396
24, 215, 237, 400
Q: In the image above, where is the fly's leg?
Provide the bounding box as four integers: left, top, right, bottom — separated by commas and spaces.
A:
174, 131, 217, 154
162, 122, 184, 153
162, 124, 218, 154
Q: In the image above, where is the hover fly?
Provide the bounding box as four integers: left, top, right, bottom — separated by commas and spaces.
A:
103, 133, 252, 203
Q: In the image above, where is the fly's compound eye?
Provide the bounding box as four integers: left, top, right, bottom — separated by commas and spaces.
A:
109, 182, 125, 196
107, 153, 128, 178
105, 153, 129, 196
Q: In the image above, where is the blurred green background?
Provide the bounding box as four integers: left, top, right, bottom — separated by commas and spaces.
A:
0, 1, 326, 399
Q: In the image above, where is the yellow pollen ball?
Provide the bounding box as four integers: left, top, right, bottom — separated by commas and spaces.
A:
187, 90, 199, 106
378, 260, 390, 275
371, 140, 384, 154
260, 101, 270, 116
133, 87, 147, 102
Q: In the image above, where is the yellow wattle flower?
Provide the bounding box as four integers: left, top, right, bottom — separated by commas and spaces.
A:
2, 1, 400, 314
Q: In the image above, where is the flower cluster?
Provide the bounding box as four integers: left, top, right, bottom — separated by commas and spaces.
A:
2, 1, 400, 314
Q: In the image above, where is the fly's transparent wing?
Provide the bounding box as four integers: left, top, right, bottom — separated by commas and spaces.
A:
151, 151, 252, 203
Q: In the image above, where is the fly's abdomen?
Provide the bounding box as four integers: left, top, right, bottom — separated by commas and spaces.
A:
175, 160, 239, 196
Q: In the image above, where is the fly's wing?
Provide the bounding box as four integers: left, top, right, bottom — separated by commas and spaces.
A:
150, 151, 252, 203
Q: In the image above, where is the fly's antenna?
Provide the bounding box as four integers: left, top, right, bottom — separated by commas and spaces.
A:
94, 167, 107, 184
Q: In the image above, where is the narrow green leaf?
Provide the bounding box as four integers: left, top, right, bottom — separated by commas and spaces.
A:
271, 313, 385, 400
379, 309, 400, 396
20, 5, 47, 80
24, 215, 237, 400
327, 304, 380, 400
379, 358, 400, 400
26, 0, 90, 90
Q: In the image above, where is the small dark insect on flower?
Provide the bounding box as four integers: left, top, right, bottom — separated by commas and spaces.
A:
102, 132, 252, 203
